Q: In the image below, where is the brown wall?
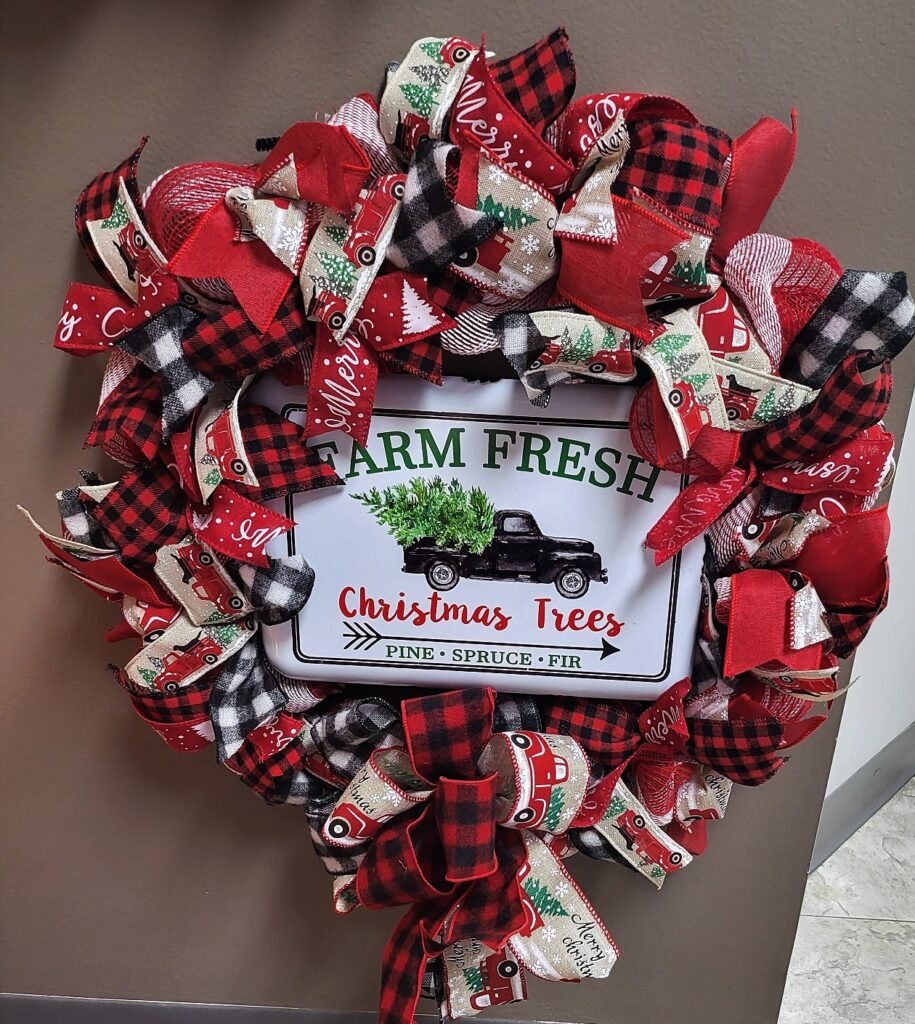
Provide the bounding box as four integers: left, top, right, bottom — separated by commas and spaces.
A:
1, 2, 912, 1022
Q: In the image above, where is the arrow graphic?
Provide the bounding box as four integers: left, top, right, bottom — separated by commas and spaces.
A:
342, 621, 620, 659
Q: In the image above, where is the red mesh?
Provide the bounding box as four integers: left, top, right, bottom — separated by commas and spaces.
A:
143, 162, 259, 302
771, 238, 842, 354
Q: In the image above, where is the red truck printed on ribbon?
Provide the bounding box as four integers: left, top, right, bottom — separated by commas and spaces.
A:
153, 635, 222, 692
508, 732, 569, 828
172, 542, 246, 616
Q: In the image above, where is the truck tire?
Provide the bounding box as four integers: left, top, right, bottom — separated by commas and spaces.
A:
425, 559, 459, 591
555, 566, 589, 599
452, 247, 478, 268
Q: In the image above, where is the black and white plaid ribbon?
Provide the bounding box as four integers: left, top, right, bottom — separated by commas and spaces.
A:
229, 552, 316, 625
386, 139, 500, 275
782, 270, 915, 388
307, 695, 403, 784
209, 639, 287, 761
56, 487, 111, 548
119, 304, 211, 438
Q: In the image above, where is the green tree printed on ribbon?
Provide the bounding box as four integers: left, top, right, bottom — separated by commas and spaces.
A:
400, 82, 438, 119
138, 666, 158, 687
317, 251, 357, 297
208, 623, 239, 647
752, 388, 779, 423
410, 63, 450, 90
682, 372, 711, 393
353, 476, 496, 554
100, 197, 129, 230
606, 793, 626, 820
557, 324, 593, 364
463, 965, 484, 993
672, 258, 708, 287
543, 787, 566, 831
203, 468, 221, 486
522, 877, 568, 918
323, 224, 348, 247
650, 332, 691, 364
600, 326, 618, 351
477, 194, 538, 230
650, 864, 665, 880
418, 39, 446, 64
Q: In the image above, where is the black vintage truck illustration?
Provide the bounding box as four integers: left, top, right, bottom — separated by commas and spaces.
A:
353, 478, 607, 598
403, 509, 607, 598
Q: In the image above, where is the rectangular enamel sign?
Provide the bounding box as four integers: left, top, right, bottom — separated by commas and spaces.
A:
251, 375, 703, 699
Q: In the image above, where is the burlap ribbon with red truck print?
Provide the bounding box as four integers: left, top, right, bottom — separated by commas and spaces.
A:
321, 686, 617, 1023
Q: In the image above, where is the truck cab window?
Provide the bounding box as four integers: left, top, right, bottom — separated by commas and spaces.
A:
502, 515, 536, 535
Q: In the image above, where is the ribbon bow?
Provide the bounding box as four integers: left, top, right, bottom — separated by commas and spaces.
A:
322, 687, 612, 1024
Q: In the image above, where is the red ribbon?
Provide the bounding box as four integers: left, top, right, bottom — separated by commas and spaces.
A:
353, 688, 528, 1024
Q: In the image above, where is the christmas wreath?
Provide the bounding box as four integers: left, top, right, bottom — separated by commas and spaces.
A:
21, 27, 914, 1024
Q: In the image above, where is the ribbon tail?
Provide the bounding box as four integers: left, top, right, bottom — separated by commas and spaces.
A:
378, 904, 438, 1024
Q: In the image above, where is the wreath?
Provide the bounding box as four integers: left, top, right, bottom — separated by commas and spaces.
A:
21, 27, 914, 1024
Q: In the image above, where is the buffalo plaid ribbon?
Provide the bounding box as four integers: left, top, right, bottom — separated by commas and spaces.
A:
308, 696, 403, 785
749, 351, 892, 468
236, 404, 342, 501
86, 364, 163, 466
89, 459, 188, 565
228, 552, 316, 625
208, 638, 286, 762
227, 728, 331, 805
488, 26, 576, 134
613, 120, 731, 236
57, 486, 110, 548
781, 270, 915, 388
336, 688, 529, 1024
386, 140, 501, 275
110, 663, 210, 724
119, 305, 211, 439
75, 137, 147, 288
182, 291, 313, 381
686, 718, 785, 785
543, 697, 642, 767
544, 681, 787, 788
378, 339, 443, 384
108, 665, 213, 753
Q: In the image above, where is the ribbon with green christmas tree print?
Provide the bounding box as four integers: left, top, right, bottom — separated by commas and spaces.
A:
379, 36, 479, 156
320, 686, 610, 1022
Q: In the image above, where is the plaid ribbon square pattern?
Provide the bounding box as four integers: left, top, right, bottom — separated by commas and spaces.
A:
489, 25, 576, 133
230, 553, 316, 626
119, 305, 211, 439
56, 487, 110, 548
75, 137, 147, 287
782, 270, 915, 387
236, 404, 342, 501
308, 697, 403, 784
86, 364, 164, 466
387, 140, 500, 275
182, 291, 313, 381
209, 640, 287, 762
685, 718, 784, 785
89, 459, 188, 564
613, 120, 731, 235
750, 351, 893, 467
378, 339, 443, 383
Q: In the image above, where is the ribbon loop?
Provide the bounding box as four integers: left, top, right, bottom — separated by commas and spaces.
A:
436, 773, 500, 882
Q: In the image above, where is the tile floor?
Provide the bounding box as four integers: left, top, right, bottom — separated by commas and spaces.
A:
778, 776, 915, 1023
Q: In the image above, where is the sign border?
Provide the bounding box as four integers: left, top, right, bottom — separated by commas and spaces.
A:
280, 403, 688, 683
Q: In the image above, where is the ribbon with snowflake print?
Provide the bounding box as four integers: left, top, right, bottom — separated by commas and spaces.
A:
321, 686, 616, 1024
19, 22, 915, 1024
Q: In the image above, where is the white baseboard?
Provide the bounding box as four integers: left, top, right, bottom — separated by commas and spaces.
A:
811, 720, 915, 871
